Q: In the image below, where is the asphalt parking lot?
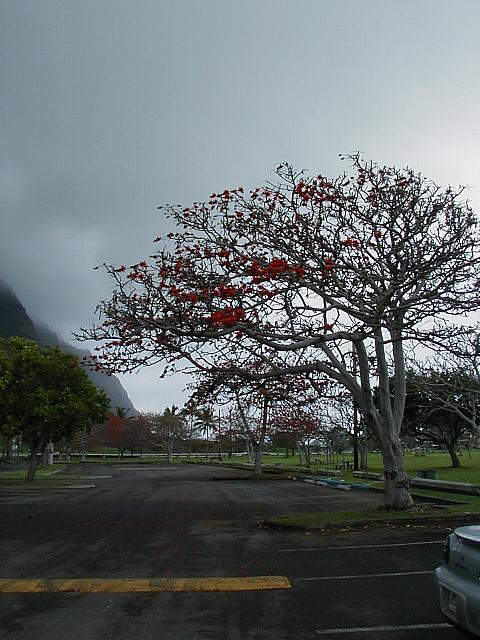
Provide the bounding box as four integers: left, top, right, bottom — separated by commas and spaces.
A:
0, 463, 467, 639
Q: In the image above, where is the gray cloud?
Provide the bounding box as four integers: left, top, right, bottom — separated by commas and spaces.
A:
1, 0, 480, 410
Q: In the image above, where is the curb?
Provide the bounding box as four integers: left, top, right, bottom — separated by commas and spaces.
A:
289, 475, 367, 492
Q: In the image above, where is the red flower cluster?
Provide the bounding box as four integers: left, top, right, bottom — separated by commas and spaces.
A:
127, 271, 145, 281
343, 237, 360, 248
215, 284, 238, 298
208, 187, 244, 207
294, 177, 334, 205
210, 307, 246, 327
249, 259, 305, 282
324, 257, 334, 273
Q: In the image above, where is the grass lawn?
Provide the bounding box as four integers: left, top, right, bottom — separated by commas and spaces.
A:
183, 450, 480, 484
0, 464, 96, 489
0, 463, 65, 480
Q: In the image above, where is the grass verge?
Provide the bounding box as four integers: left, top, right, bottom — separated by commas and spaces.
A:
264, 491, 480, 530
0, 465, 99, 490
265, 505, 477, 527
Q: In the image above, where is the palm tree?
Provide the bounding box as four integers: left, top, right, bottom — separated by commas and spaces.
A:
194, 407, 215, 456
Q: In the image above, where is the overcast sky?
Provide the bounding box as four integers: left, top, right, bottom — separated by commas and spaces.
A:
1, 0, 480, 412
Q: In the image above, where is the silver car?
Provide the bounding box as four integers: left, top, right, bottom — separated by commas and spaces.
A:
435, 524, 480, 639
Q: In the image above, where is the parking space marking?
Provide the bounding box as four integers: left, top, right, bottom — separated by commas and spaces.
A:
295, 570, 432, 581
314, 623, 451, 634
0, 576, 291, 593
280, 541, 444, 552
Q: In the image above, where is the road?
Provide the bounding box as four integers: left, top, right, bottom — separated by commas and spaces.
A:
0, 463, 465, 640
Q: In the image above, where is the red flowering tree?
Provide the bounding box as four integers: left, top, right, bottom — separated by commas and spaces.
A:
187, 355, 315, 475
94, 409, 147, 457
79, 155, 480, 509
269, 404, 324, 467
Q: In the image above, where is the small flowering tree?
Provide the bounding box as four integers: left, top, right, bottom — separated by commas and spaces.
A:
79, 155, 480, 509
188, 358, 311, 475
269, 405, 323, 467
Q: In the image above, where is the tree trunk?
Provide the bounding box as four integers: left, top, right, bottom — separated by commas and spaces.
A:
304, 441, 311, 468
253, 443, 263, 476
246, 442, 254, 463
359, 443, 368, 469
47, 441, 54, 465
252, 394, 269, 476
352, 405, 359, 471
297, 441, 305, 466
380, 439, 414, 509
26, 442, 42, 482
5, 437, 13, 461
447, 444, 461, 468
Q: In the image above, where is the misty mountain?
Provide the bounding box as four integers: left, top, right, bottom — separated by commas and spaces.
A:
0, 279, 38, 341
0, 278, 137, 415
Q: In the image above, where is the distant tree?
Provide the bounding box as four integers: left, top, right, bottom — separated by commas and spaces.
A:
401, 371, 480, 467
270, 431, 297, 457
180, 401, 205, 457
0, 346, 11, 392
94, 408, 147, 457
269, 404, 324, 467
191, 405, 216, 455
142, 406, 187, 462
0, 338, 109, 480
0, 346, 13, 459
188, 355, 318, 475
421, 329, 480, 435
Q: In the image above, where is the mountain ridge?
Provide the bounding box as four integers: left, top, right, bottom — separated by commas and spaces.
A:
0, 278, 137, 415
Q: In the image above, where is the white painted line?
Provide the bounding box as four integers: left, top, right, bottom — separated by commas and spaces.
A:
295, 570, 433, 581
63, 484, 96, 489
315, 623, 451, 635
279, 540, 444, 552
120, 467, 178, 471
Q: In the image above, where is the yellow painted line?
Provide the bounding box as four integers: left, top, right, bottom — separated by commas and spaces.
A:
0, 576, 291, 593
